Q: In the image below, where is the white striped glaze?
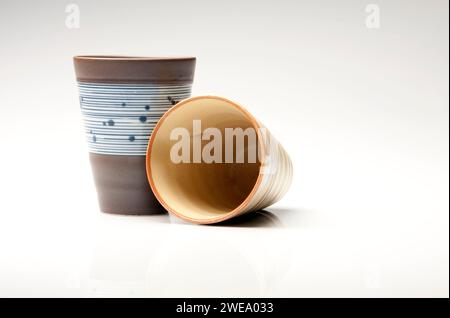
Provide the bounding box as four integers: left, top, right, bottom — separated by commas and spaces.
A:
240, 127, 293, 215
78, 82, 192, 155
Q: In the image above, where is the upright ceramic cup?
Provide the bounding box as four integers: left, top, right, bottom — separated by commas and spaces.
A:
146, 96, 293, 224
74, 56, 196, 214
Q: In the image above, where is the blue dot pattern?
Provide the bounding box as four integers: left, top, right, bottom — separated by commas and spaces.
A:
78, 82, 192, 155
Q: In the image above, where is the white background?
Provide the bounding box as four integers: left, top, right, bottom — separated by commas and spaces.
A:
0, 0, 448, 297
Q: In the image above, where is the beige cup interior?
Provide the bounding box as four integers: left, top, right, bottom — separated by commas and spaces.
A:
149, 97, 262, 223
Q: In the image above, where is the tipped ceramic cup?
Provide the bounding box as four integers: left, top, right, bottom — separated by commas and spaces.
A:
74, 56, 196, 214
146, 96, 293, 224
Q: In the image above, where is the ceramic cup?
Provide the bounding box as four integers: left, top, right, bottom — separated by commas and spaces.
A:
146, 96, 293, 224
74, 56, 196, 214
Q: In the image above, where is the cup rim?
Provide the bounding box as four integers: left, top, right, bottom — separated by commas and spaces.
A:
146, 95, 266, 225
74, 55, 196, 84
74, 55, 196, 61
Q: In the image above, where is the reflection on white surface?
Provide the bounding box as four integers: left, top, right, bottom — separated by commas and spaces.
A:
83, 211, 292, 297
85, 215, 168, 297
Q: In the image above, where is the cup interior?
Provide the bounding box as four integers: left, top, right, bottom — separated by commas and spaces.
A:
148, 96, 262, 223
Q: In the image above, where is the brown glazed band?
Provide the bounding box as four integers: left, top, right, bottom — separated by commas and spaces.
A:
73, 56, 196, 84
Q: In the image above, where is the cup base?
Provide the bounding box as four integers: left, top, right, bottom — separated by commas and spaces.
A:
89, 153, 165, 215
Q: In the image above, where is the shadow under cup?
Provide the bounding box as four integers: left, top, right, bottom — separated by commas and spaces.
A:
74, 56, 196, 214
